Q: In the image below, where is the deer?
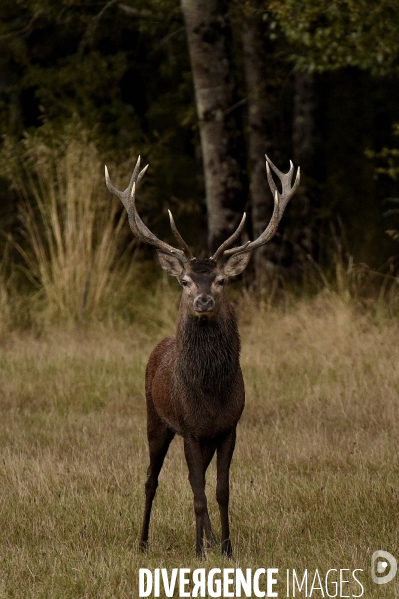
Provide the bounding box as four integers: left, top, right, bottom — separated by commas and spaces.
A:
105, 155, 300, 558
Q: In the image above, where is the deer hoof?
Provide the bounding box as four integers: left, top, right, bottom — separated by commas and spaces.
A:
221, 539, 233, 559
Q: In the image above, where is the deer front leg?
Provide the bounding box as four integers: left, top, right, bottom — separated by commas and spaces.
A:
216, 428, 236, 558
200, 441, 217, 547
184, 437, 208, 558
140, 425, 175, 550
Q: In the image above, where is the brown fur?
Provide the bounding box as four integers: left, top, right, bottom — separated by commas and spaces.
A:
140, 258, 246, 557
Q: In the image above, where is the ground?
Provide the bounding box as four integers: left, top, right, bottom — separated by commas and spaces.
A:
0, 294, 398, 598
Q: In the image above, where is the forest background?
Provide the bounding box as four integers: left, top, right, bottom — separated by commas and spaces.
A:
1, 0, 399, 327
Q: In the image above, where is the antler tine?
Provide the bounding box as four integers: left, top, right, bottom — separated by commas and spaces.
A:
210, 213, 248, 261
105, 161, 190, 262
220, 156, 300, 258
168, 210, 193, 261
105, 156, 141, 206
129, 155, 141, 189
136, 163, 148, 185
105, 165, 146, 239
266, 154, 300, 215
129, 182, 192, 259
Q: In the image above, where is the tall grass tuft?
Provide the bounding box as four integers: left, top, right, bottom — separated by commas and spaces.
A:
1, 130, 133, 327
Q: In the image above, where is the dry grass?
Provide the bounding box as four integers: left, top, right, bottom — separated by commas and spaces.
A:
0, 292, 398, 597
0, 130, 139, 328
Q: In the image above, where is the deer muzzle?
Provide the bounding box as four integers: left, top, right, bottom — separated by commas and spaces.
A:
194, 294, 215, 314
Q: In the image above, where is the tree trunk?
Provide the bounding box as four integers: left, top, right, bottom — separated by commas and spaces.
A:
242, 11, 279, 284
290, 71, 316, 277
293, 71, 315, 175
0, 58, 21, 135
180, 0, 246, 254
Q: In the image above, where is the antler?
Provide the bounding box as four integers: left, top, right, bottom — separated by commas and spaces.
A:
105, 157, 193, 262
210, 213, 249, 261
213, 155, 300, 259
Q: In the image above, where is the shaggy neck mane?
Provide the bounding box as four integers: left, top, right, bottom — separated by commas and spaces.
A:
176, 305, 240, 394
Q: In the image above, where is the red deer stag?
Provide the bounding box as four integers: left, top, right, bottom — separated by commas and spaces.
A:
105, 156, 300, 558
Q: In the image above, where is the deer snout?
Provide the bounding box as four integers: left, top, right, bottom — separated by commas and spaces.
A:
194, 294, 215, 313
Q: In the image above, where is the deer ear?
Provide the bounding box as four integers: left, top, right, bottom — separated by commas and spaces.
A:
156, 250, 185, 276
222, 252, 251, 277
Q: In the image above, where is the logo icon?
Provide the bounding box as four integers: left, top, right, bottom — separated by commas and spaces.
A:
371, 550, 397, 584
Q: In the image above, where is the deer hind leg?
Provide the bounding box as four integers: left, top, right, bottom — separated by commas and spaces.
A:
216, 428, 236, 558
200, 441, 217, 547
140, 424, 175, 551
184, 436, 209, 558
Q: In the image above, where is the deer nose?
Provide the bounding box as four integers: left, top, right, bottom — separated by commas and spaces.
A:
194, 294, 215, 313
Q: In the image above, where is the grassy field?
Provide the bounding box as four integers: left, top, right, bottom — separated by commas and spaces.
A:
0, 291, 399, 598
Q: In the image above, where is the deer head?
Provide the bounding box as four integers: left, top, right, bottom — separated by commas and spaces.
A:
105, 155, 300, 319
156, 254, 251, 319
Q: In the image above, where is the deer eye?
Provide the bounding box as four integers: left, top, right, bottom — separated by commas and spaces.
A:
218, 279, 225, 286
181, 279, 190, 287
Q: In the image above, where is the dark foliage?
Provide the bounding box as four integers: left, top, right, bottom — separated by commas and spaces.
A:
1, 0, 399, 281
